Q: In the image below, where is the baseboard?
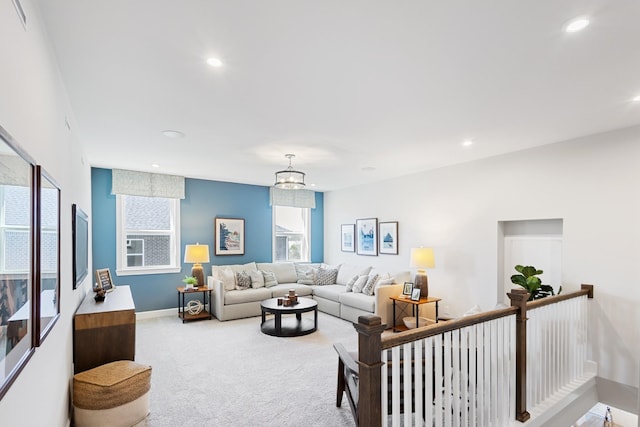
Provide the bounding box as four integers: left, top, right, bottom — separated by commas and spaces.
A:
136, 308, 175, 320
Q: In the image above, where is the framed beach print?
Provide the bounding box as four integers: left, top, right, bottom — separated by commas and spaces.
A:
410, 287, 421, 301
215, 217, 245, 255
379, 221, 398, 255
402, 282, 413, 296
356, 218, 378, 256
341, 224, 355, 252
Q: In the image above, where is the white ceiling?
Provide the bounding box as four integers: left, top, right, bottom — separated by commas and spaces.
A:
35, 0, 640, 191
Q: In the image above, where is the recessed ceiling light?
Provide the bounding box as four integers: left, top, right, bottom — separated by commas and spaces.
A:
462, 139, 474, 147
361, 166, 376, 172
564, 17, 590, 33
161, 130, 185, 139
206, 57, 223, 67
151, 164, 160, 168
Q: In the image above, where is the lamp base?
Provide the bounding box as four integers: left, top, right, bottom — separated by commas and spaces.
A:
191, 264, 205, 288
413, 272, 429, 299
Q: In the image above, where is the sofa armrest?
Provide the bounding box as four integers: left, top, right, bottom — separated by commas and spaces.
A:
207, 276, 225, 318
374, 283, 403, 327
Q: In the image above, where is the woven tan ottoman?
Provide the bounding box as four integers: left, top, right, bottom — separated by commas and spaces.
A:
73, 361, 151, 427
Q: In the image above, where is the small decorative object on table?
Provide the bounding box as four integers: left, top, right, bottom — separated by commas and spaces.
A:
182, 275, 198, 290
186, 300, 204, 315
94, 288, 106, 302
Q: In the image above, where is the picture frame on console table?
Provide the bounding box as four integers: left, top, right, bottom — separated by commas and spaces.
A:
402, 282, 413, 296
356, 218, 378, 256
410, 287, 421, 301
379, 221, 398, 255
215, 217, 245, 256
341, 224, 355, 252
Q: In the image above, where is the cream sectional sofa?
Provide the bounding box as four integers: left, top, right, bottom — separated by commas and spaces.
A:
206, 261, 410, 327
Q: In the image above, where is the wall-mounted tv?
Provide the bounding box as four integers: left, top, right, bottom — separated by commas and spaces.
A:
72, 204, 89, 289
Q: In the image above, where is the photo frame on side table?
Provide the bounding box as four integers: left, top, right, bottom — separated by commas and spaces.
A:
410, 287, 421, 301
95, 268, 115, 292
356, 218, 378, 256
402, 282, 413, 296
215, 217, 245, 255
379, 221, 398, 255
341, 224, 355, 252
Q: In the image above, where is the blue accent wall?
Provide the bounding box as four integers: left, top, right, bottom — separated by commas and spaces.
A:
91, 168, 323, 312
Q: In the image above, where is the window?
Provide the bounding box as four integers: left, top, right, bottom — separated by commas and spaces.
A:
116, 195, 181, 275
273, 206, 310, 262
0, 185, 31, 273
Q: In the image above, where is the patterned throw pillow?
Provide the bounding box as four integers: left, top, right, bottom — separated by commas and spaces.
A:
361, 274, 380, 296
297, 267, 317, 285
315, 267, 338, 286
261, 270, 278, 288
345, 275, 359, 292
235, 271, 251, 290
351, 275, 368, 293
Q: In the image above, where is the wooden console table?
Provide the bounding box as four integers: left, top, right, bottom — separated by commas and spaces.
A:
73, 285, 136, 373
390, 295, 441, 332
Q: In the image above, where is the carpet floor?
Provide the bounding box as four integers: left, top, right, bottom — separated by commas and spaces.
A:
135, 311, 358, 427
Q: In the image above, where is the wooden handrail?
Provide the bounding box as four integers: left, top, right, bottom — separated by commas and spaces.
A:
381, 305, 517, 350
351, 284, 596, 426
527, 284, 594, 310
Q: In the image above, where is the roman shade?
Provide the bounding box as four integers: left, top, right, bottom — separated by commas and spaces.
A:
269, 187, 315, 208
111, 169, 185, 199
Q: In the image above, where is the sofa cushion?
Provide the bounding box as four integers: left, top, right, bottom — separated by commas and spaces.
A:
213, 262, 257, 277
339, 292, 375, 313
345, 275, 359, 292
224, 288, 272, 305
261, 271, 278, 288
218, 267, 236, 291
336, 264, 372, 286
249, 270, 265, 288
270, 284, 313, 298
315, 267, 338, 285
257, 262, 298, 284
312, 284, 348, 303
296, 267, 317, 285
235, 271, 251, 290
294, 263, 320, 280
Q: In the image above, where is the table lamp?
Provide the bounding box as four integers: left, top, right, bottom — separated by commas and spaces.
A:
184, 243, 210, 288
410, 247, 435, 299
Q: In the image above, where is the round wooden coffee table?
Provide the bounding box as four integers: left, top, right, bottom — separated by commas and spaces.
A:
260, 297, 318, 337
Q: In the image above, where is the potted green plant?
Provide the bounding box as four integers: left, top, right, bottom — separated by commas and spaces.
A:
510, 265, 561, 301
182, 275, 198, 288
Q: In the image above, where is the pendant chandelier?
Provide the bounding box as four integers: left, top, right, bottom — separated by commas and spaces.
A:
274, 154, 305, 190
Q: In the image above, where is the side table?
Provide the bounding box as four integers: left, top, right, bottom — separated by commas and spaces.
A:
177, 286, 213, 323
390, 295, 441, 332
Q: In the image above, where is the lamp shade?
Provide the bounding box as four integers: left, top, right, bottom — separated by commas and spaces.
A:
410, 247, 435, 270
274, 154, 305, 190
184, 244, 210, 264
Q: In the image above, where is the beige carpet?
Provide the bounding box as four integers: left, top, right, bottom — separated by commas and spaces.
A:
135, 311, 358, 426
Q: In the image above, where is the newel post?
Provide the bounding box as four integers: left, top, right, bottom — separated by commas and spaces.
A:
508, 288, 531, 422
354, 315, 386, 427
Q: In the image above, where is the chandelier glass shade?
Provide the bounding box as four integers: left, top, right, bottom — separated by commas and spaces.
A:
274, 154, 305, 190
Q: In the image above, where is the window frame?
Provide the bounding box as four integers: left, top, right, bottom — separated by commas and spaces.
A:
115, 194, 181, 275
272, 205, 311, 263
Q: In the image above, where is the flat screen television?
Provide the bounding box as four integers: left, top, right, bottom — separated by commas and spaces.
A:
72, 204, 89, 289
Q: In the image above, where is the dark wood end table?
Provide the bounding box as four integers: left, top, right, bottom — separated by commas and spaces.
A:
260, 297, 318, 337
177, 286, 213, 323
390, 295, 441, 332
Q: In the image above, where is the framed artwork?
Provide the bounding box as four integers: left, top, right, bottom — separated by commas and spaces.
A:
379, 221, 398, 255
72, 204, 89, 289
215, 217, 245, 255
341, 224, 355, 252
35, 166, 61, 346
356, 218, 378, 256
411, 287, 421, 301
95, 268, 115, 292
402, 282, 413, 296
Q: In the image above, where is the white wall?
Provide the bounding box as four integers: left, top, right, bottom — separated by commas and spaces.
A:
0, 0, 92, 424
324, 126, 640, 394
